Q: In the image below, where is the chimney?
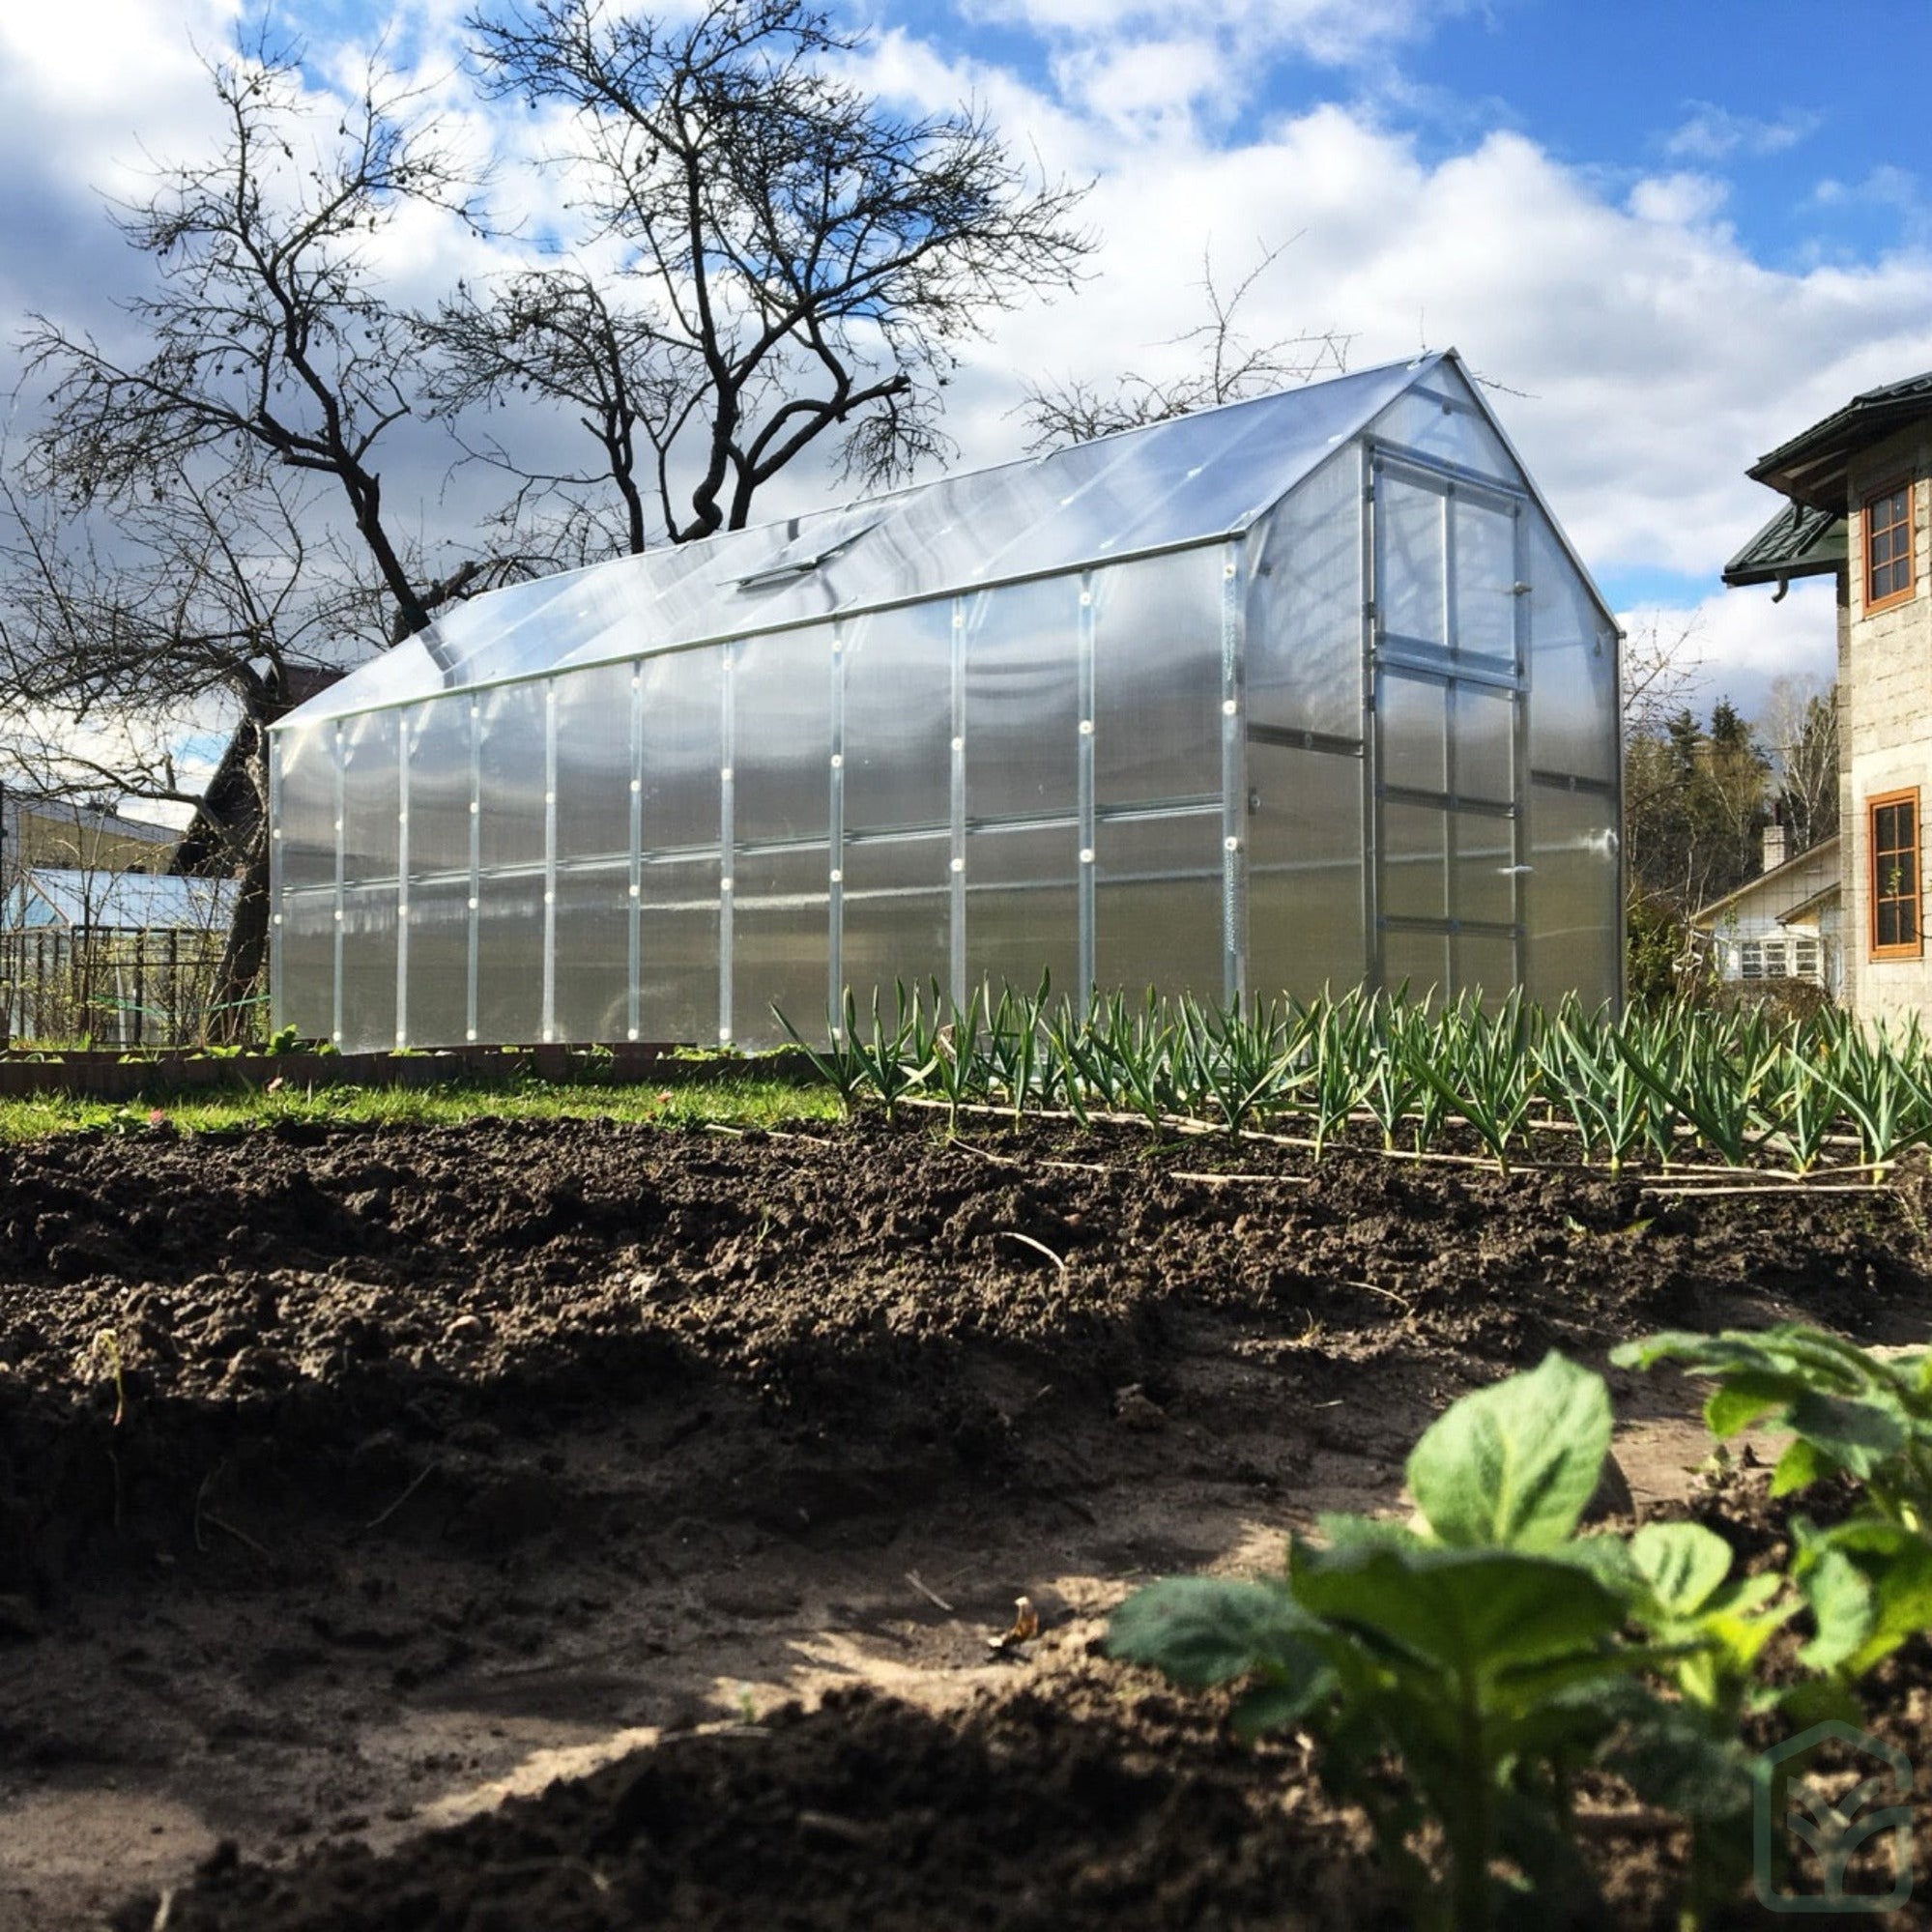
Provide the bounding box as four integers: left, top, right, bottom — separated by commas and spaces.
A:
1762, 810, 1788, 875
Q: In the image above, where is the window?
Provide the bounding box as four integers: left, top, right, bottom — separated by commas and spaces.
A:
1793, 937, 1822, 981
1869, 789, 1921, 959
1865, 480, 1915, 612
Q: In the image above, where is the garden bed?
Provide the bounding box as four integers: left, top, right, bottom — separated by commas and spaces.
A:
1, 1112, 1929, 1928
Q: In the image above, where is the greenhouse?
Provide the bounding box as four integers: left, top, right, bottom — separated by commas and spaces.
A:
268, 350, 1621, 1053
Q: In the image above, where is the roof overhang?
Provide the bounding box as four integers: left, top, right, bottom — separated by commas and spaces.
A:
1747, 372, 1932, 513
1720, 501, 1845, 591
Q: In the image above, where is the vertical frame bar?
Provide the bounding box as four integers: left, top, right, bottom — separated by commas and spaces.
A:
330, 717, 345, 1047
394, 714, 411, 1046
627, 661, 644, 1042
948, 595, 966, 1012
828, 623, 846, 1036
541, 680, 558, 1042
1509, 503, 1530, 995
1361, 450, 1383, 994
267, 730, 284, 1033
1077, 572, 1096, 1018
466, 699, 480, 1043
718, 641, 736, 1046
1220, 540, 1246, 1009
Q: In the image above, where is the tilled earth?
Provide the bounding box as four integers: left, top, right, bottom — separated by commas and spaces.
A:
1, 1110, 1930, 1929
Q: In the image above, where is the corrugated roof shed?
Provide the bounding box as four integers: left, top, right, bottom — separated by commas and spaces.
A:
1721, 501, 1846, 589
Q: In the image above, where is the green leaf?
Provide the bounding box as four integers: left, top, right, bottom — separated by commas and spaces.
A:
1228, 1677, 1328, 1742
1629, 1521, 1734, 1617
1770, 1435, 1826, 1497
1608, 1697, 1755, 1824
1810, 1521, 1932, 1674
1797, 1544, 1875, 1672
1290, 1540, 1625, 1680
1785, 1390, 1911, 1479
1703, 1370, 1798, 1438
1405, 1352, 1612, 1551
1107, 1576, 1316, 1687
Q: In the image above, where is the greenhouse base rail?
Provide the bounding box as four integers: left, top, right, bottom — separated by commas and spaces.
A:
0, 1042, 811, 1100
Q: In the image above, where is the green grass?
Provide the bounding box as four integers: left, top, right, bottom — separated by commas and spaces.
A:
0, 1074, 842, 1144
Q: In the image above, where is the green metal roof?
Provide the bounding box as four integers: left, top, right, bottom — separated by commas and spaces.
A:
1721, 500, 1845, 590
1748, 369, 1932, 511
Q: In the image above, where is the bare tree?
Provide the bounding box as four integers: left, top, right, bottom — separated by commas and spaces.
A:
0, 460, 370, 1036
18, 41, 489, 641
1021, 240, 1350, 450
438, 0, 1093, 549
1758, 674, 1839, 856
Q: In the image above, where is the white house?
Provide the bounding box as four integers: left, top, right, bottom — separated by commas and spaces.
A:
1689, 828, 1841, 996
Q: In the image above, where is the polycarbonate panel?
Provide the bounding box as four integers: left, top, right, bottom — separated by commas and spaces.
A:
1380, 673, 1448, 794
1246, 456, 1364, 741
840, 835, 950, 1003
553, 864, 631, 1042
340, 710, 400, 884
1452, 814, 1517, 928
279, 887, 336, 1039
963, 821, 1079, 1002
841, 603, 954, 835
338, 884, 396, 1049
641, 647, 723, 852
732, 844, 831, 1048
963, 579, 1080, 822
1524, 782, 1620, 1007
1244, 741, 1365, 999
1093, 811, 1223, 999
403, 698, 474, 880
1381, 927, 1449, 1003
1526, 512, 1617, 783
477, 682, 547, 870
1382, 801, 1449, 921
1454, 684, 1515, 804
1454, 933, 1518, 1010
403, 879, 472, 1047
553, 662, 636, 862
639, 856, 718, 1044
733, 628, 832, 846
277, 725, 337, 893
1453, 496, 1518, 665
1370, 385, 1514, 480
274, 357, 1445, 728
475, 873, 545, 1042
1378, 474, 1447, 649
1091, 551, 1224, 808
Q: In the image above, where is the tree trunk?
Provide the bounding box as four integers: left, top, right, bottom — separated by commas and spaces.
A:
207, 816, 272, 1046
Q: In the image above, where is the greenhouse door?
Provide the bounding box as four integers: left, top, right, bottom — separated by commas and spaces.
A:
1369, 453, 1526, 1005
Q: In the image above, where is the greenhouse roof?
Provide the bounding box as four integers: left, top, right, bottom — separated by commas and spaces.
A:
10, 868, 237, 933
278, 350, 1559, 729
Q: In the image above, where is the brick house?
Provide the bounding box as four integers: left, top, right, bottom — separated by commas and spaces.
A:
1723, 373, 1932, 1024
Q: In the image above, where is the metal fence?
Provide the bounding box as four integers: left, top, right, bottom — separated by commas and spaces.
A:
0, 927, 234, 1047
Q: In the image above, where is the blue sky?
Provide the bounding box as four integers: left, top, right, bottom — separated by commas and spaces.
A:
5, 0, 1931, 734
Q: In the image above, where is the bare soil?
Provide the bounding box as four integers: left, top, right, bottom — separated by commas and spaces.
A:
1, 1112, 1929, 1929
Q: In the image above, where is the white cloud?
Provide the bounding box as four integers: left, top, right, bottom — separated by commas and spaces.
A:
1621, 581, 1838, 725
1625, 171, 1729, 228
1662, 101, 1821, 163
962, 0, 1459, 70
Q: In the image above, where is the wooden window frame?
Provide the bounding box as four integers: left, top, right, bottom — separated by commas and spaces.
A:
1863, 476, 1917, 614
1868, 787, 1922, 961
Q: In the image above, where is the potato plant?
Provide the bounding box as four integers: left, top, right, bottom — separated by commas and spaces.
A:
1108, 1346, 1926, 1931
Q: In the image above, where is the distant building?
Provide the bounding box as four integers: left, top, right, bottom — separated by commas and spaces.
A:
1724, 371, 1932, 1023
1689, 827, 1841, 996
2, 794, 180, 876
